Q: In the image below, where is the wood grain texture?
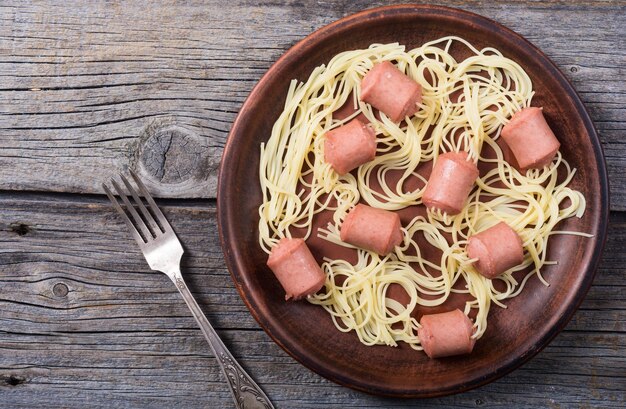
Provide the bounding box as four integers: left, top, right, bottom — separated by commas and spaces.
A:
0, 1, 624, 208
0, 194, 624, 408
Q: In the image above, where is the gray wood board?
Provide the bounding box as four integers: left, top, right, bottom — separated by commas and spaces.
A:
1, 193, 623, 408
0, 1, 624, 208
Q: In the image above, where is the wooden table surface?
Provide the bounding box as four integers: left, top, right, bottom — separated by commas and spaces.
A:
1, 1, 624, 407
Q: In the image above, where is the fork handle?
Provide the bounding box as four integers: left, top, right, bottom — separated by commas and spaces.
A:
173, 274, 274, 409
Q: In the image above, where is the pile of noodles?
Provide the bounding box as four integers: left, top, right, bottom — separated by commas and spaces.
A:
258, 37, 587, 350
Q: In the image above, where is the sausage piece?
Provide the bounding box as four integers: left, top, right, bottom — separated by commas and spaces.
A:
360, 61, 422, 122
496, 137, 522, 171
422, 151, 479, 215
466, 221, 524, 279
266, 238, 326, 301
324, 118, 377, 175
340, 204, 403, 255
500, 107, 560, 171
418, 309, 475, 358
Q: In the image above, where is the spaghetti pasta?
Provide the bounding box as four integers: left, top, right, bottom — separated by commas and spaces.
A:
258, 36, 588, 351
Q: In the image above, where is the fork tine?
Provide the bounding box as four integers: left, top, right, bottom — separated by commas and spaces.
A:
119, 174, 162, 235
103, 183, 146, 245
129, 169, 173, 233
110, 178, 154, 242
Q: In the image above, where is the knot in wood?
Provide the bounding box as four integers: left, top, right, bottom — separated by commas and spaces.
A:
52, 282, 69, 297
10, 223, 31, 236
138, 125, 206, 185
3, 375, 26, 386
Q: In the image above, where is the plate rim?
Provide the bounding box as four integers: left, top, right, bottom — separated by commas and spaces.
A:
217, 4, 610, 397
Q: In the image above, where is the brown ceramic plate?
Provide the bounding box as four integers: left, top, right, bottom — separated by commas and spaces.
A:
217, 5, 609, 397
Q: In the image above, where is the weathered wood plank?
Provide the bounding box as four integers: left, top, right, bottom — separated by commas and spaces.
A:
0, 193, 624, 408
0, 330, 624, 409
0, 1, 624, 208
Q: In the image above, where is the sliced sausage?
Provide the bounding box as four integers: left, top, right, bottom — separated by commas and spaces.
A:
266, 238, 326, 301
422, 151, 479, 215
418, 309, 475, 358
324, 118, 377, 175
496, 137, 522, 171
500, 107, 560, 171
360, 61, 422, 122
340, 204, 403, 256
466, 221, 524, 279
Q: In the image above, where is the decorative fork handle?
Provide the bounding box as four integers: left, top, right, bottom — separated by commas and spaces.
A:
172, 274, 274, 409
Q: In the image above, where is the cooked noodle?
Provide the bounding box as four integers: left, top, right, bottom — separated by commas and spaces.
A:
258, 37, 588, 350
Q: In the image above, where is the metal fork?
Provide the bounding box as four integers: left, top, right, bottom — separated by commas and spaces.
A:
103, 170, 274, 409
